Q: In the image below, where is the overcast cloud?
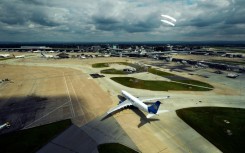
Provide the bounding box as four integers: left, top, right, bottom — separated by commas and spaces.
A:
0, 0, 244, 42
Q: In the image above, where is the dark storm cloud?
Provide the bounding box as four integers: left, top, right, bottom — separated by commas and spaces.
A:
0, 0, 244, 42
0, 0, 62, 27
21, 0, 44, 5
30, 10, 61, 27
92, 11, 160, 33
0, 1, 28, 25
92, 16, 119, 24
225, 7, 245, 24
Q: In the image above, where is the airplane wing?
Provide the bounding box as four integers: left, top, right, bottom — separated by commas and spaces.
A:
107, 100, 133, 114
141, 96, 170, 103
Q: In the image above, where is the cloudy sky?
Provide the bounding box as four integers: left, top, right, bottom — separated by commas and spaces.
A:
0, 0, 244, 42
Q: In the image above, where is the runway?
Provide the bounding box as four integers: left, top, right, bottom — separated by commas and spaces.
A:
0, 64, 113, 133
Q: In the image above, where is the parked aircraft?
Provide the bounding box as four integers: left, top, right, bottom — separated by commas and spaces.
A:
33, 50, 41, 53
227, 73, 239, 78
0, 122, 10, 130
196, 62, 208, 68
181, 60, 188, 65
80, 55, 86, 59
41, 52, 56, 58
107, 90, 169, 118
0, 54, 11, 58
13, 54, 25, 58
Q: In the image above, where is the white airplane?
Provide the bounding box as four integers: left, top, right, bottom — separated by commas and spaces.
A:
33, 50, 41, 53
41, 52, 56, 58
181, 60, 188, 65
13, 54, 25, 58
107, 90, 169, 118
0, 54, 11, 58
80, 56, 86, 59
0, 122, 10, 130
197, 62, 208, 68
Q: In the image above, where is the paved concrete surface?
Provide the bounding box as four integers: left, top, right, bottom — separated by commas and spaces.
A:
38, 116, 140, 153
0, 64, 113, 133
37, 125, 98, 153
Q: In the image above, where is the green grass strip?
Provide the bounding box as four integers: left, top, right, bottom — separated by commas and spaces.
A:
0, 119, 72, 153
0, 58, 13, 61
111, 77, 212, 91
101, 68, 128, 74
93, 63, 213, 89
176, 107, 245, 153
148, 68, 213, 88
92, 63, 110, 68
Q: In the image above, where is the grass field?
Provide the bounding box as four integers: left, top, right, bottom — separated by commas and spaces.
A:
92, 63, 110, 68
0, 58, 12, 61
98, 143, 138, 153
176, 107, 245, 153
92, 62, 128, 68
0, 119, 72, 153
111, 77, 212, 91
101, 68, 128, 74
148, 68, 213, 88
94, 63, 213, 90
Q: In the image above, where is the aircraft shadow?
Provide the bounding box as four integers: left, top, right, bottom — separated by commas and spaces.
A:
131, 108, 160, 128
117, 95, 126, 104
100, 113, 112, 121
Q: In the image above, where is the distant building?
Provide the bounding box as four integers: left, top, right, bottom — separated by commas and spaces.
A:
165, 44, 173, 51
225, 53, 244, 58
21, 46, 48, 49
112, 45, 118, 49
91, 46, 101, 52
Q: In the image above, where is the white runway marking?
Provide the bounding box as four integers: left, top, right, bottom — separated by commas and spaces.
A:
68, 76, 87, 123
23, 72, 76, 129
63, 72, 75, 118
23, 101, 69, 129
0, 83, 9, 89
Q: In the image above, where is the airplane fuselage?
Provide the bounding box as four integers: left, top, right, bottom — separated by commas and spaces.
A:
107, 90, 167, 118
121, 90, 148, 112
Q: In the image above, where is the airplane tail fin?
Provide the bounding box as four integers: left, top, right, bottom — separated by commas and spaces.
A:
147, 101, 161, 114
